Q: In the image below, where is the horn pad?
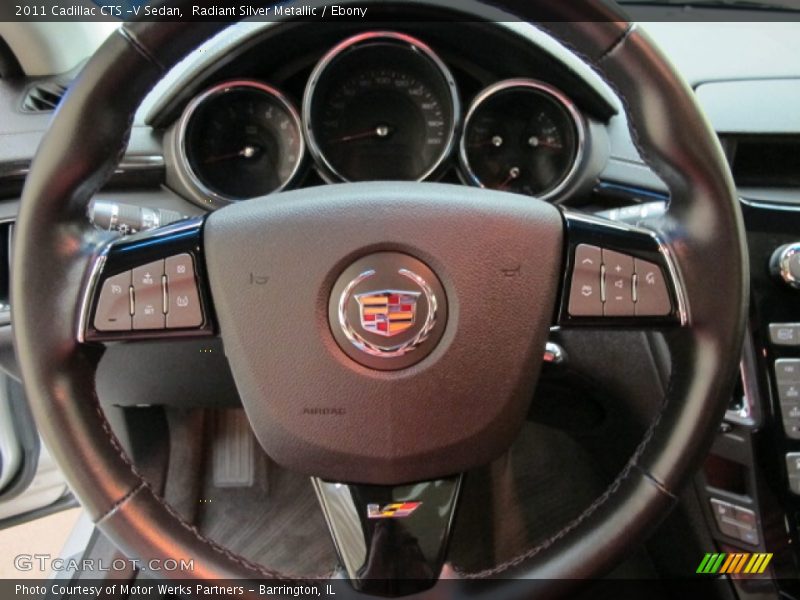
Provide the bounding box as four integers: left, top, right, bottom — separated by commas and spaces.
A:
204, 182, 563, 484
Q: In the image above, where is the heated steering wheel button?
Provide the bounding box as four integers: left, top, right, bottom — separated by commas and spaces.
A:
602, 249, 634, 317
132, 260, 165, 330
94, 271, 132, 331
568, 244, 602, 316
166, 254, 203, 329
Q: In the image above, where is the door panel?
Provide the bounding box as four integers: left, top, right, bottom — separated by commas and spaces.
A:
0, 373, 73, 528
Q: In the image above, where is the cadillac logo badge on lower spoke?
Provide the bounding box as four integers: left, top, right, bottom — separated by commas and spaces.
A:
367, 502, 422, 519
328, 252, 447, 370
357, 290, 420, 337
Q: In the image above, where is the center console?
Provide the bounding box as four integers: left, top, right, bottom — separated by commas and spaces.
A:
692, 190, 800, 597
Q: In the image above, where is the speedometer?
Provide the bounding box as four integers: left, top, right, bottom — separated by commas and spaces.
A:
303, 32, 460, 182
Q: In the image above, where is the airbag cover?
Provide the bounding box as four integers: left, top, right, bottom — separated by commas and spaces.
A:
204, 182, 563, 484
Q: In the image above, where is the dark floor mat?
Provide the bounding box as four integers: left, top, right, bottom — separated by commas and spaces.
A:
450, 422, 612, 572
195, 419, 338, 576
192, 413, 656, 580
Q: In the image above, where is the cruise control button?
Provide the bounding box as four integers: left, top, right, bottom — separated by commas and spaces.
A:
133, 260, 165, 330
166, 254, 203, 329
634, 258, 671, 316
568, 244, 603, 317
769, 323, 800, 346
603, 249, 634, 317
94, 271, 132, 331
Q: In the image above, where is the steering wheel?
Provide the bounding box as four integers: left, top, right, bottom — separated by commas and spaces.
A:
12, 0, 747, 597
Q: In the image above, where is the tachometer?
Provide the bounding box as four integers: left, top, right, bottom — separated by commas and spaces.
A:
178, 81, 304, 204
303, 32, 460, 182
460, 79, 584, 200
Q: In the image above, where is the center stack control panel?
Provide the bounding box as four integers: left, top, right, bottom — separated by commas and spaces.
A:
767, 242, 800, 486
691, 201, 800, 594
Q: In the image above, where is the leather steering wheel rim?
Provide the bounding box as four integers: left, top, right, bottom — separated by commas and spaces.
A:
11, 0, 748, 595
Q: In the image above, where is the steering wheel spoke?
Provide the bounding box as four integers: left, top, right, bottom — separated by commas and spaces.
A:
312, 475, 462, 596
79, 217, 215, 342
556, 210, 686, 328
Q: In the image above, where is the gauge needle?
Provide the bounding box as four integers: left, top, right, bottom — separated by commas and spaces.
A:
332, 124, 393, 143
203, 145, 260, 164
498, 167, 521, 189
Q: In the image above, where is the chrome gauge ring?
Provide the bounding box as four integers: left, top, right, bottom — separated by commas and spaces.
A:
303, 31, 460, 183
175, 80, 305, 206
460, 78, 585, 200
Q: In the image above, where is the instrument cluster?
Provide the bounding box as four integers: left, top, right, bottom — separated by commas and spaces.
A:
168, 31, 589, 209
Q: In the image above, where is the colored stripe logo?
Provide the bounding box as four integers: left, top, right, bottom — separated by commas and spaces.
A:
696, 553, 772, 574
367, 502, 422, 519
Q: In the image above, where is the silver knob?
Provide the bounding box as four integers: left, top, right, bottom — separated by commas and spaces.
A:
771, 243, 800, 288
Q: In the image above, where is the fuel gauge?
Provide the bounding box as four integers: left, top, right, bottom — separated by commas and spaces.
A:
460, 79, 584, 200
